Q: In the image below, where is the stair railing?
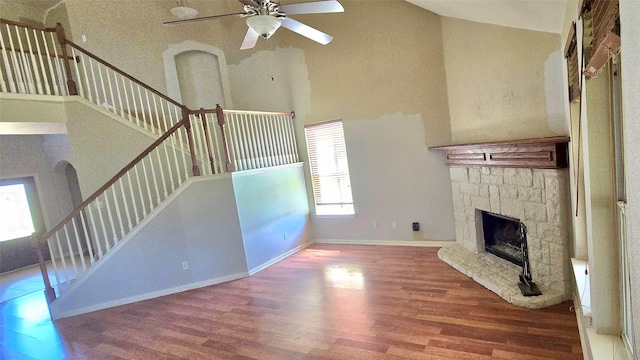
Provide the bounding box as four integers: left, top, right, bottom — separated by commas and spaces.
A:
2, 19, 302, 302
1, 19, 184, 135
31, 113, 200, 302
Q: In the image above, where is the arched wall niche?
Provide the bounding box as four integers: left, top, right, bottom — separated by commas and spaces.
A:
163, 40, 233, 110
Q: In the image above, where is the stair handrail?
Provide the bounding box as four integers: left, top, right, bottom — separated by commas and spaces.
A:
31, 112, 200, 302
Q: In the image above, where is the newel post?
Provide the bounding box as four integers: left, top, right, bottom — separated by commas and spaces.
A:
183, 107, 201, 176
216, 104, 234, 172
30, 234, 56, 303
54, 23, 77, 96
199, 108, 216, 174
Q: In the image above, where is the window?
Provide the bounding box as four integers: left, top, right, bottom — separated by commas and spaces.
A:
304, 120, 354, 216
0, 181, 36, 242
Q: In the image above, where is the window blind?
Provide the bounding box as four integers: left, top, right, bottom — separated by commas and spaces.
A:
564, 22, 580, 102
581, 0, 620, 78
304, 120, 354, 215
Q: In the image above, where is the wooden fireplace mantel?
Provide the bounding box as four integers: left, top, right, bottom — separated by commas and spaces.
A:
429, 136, 570, 169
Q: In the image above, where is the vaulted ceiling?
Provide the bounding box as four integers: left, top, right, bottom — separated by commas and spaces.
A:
405, 0, 568, 34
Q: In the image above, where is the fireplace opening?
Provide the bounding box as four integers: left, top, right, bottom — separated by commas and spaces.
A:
482, 211, 524, 267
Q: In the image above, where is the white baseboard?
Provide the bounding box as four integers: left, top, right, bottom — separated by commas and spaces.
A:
51, 271, 248, 319
312, 239, 455, 247
248, 240, 314, 275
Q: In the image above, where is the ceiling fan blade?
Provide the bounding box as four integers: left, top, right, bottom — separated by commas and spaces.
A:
280, 17, 333, 45
237, 0, 259, 7
279, 0, 344, 15
240, 27, 260, 50
163, 12, 245, 26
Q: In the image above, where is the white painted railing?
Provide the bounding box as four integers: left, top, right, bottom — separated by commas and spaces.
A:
0, 20, 69, 96
36, 120, 195, 298
0, 19, 184, 136
221, 108, 299, 171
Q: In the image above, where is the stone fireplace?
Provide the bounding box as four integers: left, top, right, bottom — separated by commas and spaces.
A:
430, 137, 571, 309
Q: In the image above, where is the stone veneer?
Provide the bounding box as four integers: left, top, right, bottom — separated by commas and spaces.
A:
438, 166, 571, 309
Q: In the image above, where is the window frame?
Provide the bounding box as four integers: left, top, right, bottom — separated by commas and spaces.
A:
304, 119, 355, 217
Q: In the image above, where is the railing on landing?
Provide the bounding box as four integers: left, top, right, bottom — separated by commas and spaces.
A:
1, 18, 299, 303
1, 18, 182, 135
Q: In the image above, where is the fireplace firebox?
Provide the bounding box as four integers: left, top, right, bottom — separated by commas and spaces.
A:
482, 210, 542, 296
482, 211, 524, 266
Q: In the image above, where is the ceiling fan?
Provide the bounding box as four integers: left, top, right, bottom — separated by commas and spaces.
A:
163, 0, 344, 50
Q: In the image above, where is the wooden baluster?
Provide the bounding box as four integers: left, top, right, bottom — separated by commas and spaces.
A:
102, 192, 118, 246
190, 114, 206, 174
265, 114, 278, 165
6, 25, 26, 93
140, 159, 155, 211
152, 95, 165, 133
175, 107, 190, 180
281, 114, 294, 164
70, 217, 87, 271
205, 113, 222, 174
275, 114, 287, 165
133, 164, 148, 217
114, 74, 125, 118
234, 114, 248, 170
79, 211, 96, 265
62, 224, 79, 277
166, 104, 180, 189
49, 32, 66, 95
136, 84, 149, 131
111, 187, 125, 237
129, 81, 141, 127
199, 109, 216, 174
121, 75, 133, 122
45, 239, 62, 295
87, 204, 104, 259
145, 154, 162, 205
40, 31, 58, 95
144, 92, 156, 134
184, 108, 201, 176
249, 115, 264, 168
259, 114, 273, 167
54, 23, 77, 95
89, 58, 100, 106
95, 197, 111, 252
97, 64, 109, 109
30, 235, 56, 303
54, 232, 70, 291
241, 114, 256, 169
105, 68, 116, 113
253, 114, 267, 168
216, 105, 233, 173
154, 145, 168, 198
126, 172, 141, 224
118, 179, 133, 231
30, 28, 49, 94
69, 48, 86, 99
15, 27, 36, 94
289, 112, 299, 162
245, 114, 258, 169
0, 26, 13, 92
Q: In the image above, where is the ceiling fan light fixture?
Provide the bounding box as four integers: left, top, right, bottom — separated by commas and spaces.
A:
246, 15, 282, 39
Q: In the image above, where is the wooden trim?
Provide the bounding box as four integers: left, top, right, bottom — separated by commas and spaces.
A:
429, 136, 570, 169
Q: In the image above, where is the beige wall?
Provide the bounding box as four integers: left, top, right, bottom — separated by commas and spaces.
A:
46, 0, 455, 242
442, 18, 566, 143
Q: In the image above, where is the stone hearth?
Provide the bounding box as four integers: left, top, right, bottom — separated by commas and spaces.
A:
439, 166, 571, 309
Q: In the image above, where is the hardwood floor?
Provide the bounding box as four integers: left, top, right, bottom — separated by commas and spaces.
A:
1, 244, 583, 359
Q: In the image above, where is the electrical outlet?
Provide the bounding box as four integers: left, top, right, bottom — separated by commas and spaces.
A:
181, 261, 189, 270
392, 221, 397, 229
372, 221, 377, 229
